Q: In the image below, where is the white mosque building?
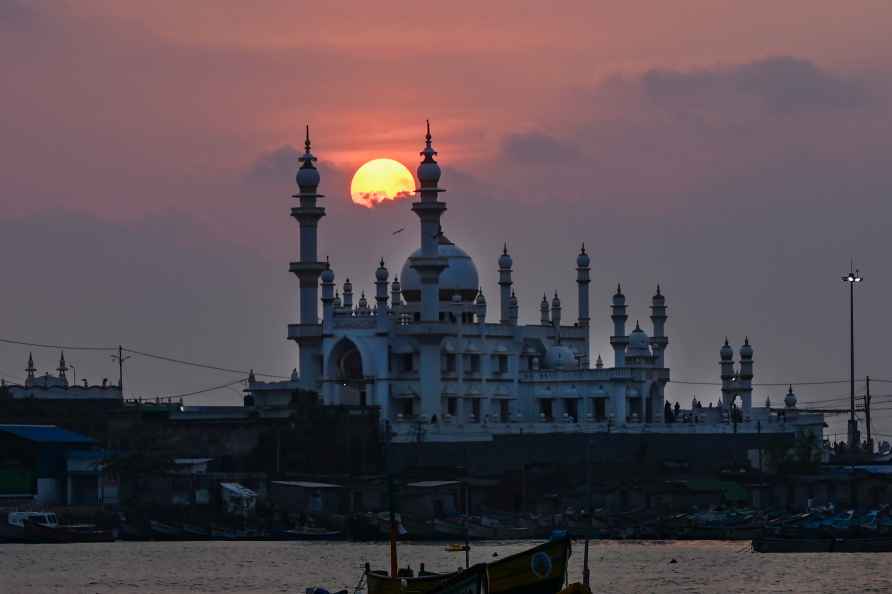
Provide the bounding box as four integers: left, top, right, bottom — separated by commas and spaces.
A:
259, 124, 824, 444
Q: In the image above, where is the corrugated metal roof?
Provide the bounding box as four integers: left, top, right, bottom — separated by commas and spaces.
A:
272, 480, 342, 489
0, 424, 95, 445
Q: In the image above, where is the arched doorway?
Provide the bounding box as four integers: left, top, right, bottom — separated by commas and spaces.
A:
329, 339, 367, 406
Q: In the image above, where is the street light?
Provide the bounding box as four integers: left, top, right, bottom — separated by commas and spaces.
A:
841, 263, 863, 448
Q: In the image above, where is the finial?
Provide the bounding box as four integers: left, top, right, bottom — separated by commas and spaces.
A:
503, 242, 508, 255
635, 320, 641, 331
580, 242, 586, 254
616, 283, 622, 294
379, 258, 385, 268
724, 337, 729, 346
788, 384, 793, 392
426, 119, 431, 144
744, 336, 750, 345
656, 284, 661, 296
419, 120, 438, 161
305, 124, 311, 152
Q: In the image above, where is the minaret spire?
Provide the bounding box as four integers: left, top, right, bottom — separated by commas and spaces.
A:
576, 242, 591, 366
499, 242, 514, 324
288, 123, 327, 390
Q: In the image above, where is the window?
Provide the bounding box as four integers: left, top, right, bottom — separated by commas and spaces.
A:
447, 397, 458, 416
496, 354, 509, 374
539, 398, 553, 420
471, 398, 481, 420
401, 354, 414, 373
464, 354, 480, 374
594, 398, 606, 421
444, 353, 457, 374
499, 400, 510, 422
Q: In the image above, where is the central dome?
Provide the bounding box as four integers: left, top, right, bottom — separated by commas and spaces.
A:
400, 234, 480, 303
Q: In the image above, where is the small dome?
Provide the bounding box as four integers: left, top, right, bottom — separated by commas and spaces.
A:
391, 276, 401, 291
375, 259, 388, 282
296, 164, 320, 189
612, 284, 625, 306
551, 292, 561, 308
321, 267, 334, 283
400, 235, 480, 303
740, 337, 753, 359
544, 345, 577, 370
784, 385, 797, 408
499, 244, 513, 269
296, 128, 320, 189
652, 285, 665, 303
720, 338, 733, 360
576, 244, 590, 268
626, 322, 651, 357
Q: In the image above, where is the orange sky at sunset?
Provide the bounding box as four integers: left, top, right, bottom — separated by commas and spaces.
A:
3, 0, 892, 437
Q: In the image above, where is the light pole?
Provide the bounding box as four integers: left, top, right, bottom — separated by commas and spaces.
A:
841, 263, 863, 449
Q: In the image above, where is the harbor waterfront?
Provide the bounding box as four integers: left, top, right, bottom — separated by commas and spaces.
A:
2, 540, 892, 593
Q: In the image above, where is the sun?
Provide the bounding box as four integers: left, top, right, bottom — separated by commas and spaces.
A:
350, 158, 415, 208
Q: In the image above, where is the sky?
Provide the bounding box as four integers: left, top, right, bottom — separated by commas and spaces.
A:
2, 0, 892, 439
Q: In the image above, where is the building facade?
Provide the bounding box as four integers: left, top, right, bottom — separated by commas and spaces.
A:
278, 125, 823, 445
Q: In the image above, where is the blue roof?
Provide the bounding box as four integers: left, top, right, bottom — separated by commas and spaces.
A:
0, 425, 96, 445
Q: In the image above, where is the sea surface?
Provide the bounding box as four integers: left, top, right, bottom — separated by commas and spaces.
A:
1, 539, 890, 594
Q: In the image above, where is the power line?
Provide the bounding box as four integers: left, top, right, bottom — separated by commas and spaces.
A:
122, 348, 287, 379
164, 378, 247, 399
0, 337, 115, 351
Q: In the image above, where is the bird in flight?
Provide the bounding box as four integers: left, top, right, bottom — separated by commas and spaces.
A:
392, 228, 405, 235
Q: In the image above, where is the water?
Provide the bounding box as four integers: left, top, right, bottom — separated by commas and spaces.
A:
1, 540, 890, 593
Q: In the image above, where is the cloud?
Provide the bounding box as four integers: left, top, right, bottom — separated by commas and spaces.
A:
500, 132, 581, 164
641, 56, 869, 113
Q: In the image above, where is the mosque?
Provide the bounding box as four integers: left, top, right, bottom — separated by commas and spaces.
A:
266, 124, 824, 445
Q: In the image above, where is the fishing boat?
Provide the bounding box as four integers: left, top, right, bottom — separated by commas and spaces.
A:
366, 537, 571, 594
22, 519, 115, 543
488, 537, 571, 594
428, 564, 488, 594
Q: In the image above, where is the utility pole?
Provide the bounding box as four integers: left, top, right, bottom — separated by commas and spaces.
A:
865, 376, 872, 453
110, 345, 131, 396
841, 264, 862, 449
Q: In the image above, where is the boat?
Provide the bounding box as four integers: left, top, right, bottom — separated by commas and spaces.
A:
488, 536, 571, 594
280, 526, 343, 540
149, 520, 183, 540
753, 535, 892, 553
366, 536, 571, 594
23, 520, 115, 543
0, 511, 59, 542
428, 564, 488, 594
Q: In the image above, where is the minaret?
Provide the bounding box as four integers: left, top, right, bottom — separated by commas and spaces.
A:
508, 290, 519, 325
357, 291, 371, 316
343, 278, 353, 310
409, 122, 449, 419
391, 276, 402, 312
719, 338, 735, 407
475, 288, 487, 323
57, 352, 68, 383
540, 294, 550, 325
288, 126, 327, 389
610, 284, 628, 367
739, 337, 754, 413
595, 354, 604, 369
25, 352, 36, 387
576, 244, 591, 367
375, 259, 389, 332
321, 261, 335, 330
649, 285, 668, 368
410, 121, 449, 323
551, 292, 562, 329
499, 243, 513, 324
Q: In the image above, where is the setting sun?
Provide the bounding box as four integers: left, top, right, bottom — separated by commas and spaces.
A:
350, 158, 415, 208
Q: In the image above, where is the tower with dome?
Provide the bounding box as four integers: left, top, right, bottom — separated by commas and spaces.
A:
254, 124, 824, 446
